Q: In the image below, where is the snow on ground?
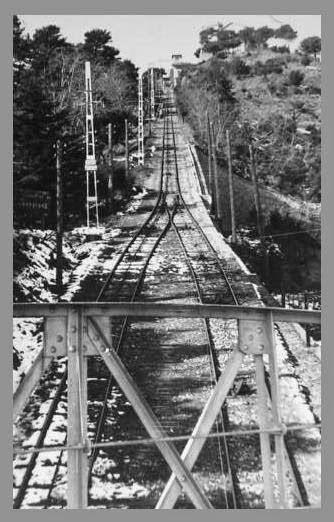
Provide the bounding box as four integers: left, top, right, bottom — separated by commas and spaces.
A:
61, 227, 121, 301
14, 229, 77, 302
13, 188, 149, 394
14, 229, 79, 393
127, 188, 148, 214
90, 477, 150, 505
13, 318, 43, 393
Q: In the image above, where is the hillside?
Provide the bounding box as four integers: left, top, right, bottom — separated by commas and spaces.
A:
175, 47, 321, 203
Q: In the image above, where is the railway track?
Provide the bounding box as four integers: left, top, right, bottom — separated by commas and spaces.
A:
13, 360, 68, 508
13, 92, 317, 509
85, 103, 244, 508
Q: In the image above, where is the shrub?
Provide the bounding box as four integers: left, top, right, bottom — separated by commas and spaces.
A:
270, 45, 290, 54
306, 84, 321, 95
268, 78, 288, 97
300, 36, 321, 61
230, 57, 251, 77
253, 60, 265, 75
288, 69, 305, 86
263, 57, 285, 74
303, 72, 321, 95
253, 57, 286, 76
301, 54, 312, 66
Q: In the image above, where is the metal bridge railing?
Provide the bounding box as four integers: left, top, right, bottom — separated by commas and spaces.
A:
13, 302, 321, 509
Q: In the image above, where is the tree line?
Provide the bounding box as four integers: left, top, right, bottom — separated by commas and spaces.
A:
195, 22, 321, 62
13, 15, 139, 224
175, 23, 321, 203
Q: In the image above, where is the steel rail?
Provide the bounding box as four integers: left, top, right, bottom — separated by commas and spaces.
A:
88, 215, 172, 480
88, 104, 174, 484
165, 108, 238, 508
169, 112, 239, 306
167, 204, 238, 508
13, 367, 68, 509
97, 112, 168, 301
43, 442, 66, 509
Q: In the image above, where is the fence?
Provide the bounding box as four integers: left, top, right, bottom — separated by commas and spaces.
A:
276, 291, 321, 346
13, 302, 321, 509
279, 291, 321, 311
14, 190, 51, 228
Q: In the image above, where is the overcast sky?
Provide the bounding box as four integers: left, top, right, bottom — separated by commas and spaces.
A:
20, 14, 321, 70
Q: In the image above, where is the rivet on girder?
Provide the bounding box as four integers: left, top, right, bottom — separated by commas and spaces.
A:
69, 345, 76, 353
56, 335, 63, 343
50, 346, 57, 354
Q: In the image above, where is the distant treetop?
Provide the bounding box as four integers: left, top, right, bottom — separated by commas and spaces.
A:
274, 24, 297, 40
195, 22, 298, 58
300, 36, 321, 60
82, 29, 120, 66
198, 23, 241, 58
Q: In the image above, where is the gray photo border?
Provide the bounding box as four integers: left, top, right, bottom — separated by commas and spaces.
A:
2, 1, 331, 521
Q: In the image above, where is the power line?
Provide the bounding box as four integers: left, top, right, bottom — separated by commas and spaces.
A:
239, 228, 321, 240
261, 228, 321, 239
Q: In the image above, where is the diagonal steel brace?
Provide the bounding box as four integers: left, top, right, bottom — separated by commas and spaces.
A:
87, 317, 213, 509
156, 349, 243, 508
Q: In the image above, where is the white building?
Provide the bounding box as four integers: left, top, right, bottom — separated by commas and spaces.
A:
170, 53, 183, 87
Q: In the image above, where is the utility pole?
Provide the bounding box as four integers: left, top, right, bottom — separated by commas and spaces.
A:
56, 139, 63, 298
207, 113, 215, 215
84, 61, 99, 228
304, 293, 311, 347
226, 130, 237, 243
249, 143, 263, 238
249, 143, 269, 284
150, 68, 155, 121
107, 123, 113, 213
210, 122, 222, 221
125, 118, 129, 183
138, 73, 144, 165
147, 72, 151, 136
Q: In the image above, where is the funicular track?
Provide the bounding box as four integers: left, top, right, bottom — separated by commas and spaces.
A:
13, 97, 240, 509
13, 94, 316, 509
87, 100, 241, 508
